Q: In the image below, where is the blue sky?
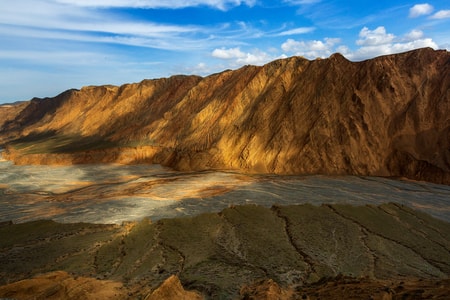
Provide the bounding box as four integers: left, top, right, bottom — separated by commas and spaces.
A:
0, 0, 449, 103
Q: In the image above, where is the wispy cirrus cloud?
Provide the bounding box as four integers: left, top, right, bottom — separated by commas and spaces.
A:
1, 1, 280, 52
0, 1, 250, 52
54, 0, 257, 10
282, 0, 321, 5
276, 27, 315, 36
0, 49, 112, 66
2, 1, 201, 41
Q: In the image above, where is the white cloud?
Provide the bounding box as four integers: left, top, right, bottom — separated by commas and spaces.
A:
335, 45, 351, 56
211, 47, 282, 66
391, 38, 437, 52
430, 10, 450, 19
404, 29, 424, 41
2, 1, 196, 36
212, 47, 246, 59
279, 27, 439, 62
347, 27, 437, 61
356, 27, 394, 46
54, 0, 256, 10
235, 50, 275, 65
281, 37, 340, 59
277, 27, 315, 36
3, 0, 286, 54
0, 0, 242, 52
182, 62, 218, 76
409, 3, 434, 18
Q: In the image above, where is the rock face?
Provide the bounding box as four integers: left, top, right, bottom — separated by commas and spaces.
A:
144, 275, 203, 300
1, 204, 449, 299
0, 271, 126, 300
1, 48, 449, 183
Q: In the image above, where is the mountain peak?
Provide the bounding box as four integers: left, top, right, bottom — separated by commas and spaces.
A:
329, 52, 348, 61
1, 48, 449, 184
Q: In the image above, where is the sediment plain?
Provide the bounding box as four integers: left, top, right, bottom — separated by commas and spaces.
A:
1, 159, 449, 224
1, 203, 450, 299
0, 159, 449, 299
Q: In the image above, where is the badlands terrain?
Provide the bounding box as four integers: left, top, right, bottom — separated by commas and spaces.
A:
0, 48, 449, 299
1, 47, 449, 183
1, 203, 450, 299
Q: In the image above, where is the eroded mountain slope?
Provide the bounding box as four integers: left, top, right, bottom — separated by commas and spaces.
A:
0, 203, 449, 299
1, 48, 449, 183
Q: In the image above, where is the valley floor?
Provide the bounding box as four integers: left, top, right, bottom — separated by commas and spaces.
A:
1, 203, 449, 299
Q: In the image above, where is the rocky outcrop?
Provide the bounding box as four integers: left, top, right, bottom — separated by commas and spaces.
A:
2, 272, 449, 300
1, 204, 449, 299
1, 48, 449, 183
144, 275, 203, 300
0, 271, 126, 300
1, 145, 165, 165
239, 279, 294, 300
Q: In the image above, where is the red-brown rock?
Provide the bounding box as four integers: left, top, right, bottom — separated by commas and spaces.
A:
1, 48, 449, 183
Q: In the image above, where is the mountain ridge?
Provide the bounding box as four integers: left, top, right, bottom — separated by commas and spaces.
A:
1, 47, 449, 184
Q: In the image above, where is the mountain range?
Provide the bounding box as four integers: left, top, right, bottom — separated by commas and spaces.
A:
1, 47, 449, 184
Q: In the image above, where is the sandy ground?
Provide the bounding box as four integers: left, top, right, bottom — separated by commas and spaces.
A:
1, 162, 449, 224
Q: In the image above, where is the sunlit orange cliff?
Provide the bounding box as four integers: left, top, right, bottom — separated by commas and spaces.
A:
0, 47, 449, 184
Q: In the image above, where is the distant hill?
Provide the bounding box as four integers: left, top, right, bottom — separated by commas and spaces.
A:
1, 48, 449, 184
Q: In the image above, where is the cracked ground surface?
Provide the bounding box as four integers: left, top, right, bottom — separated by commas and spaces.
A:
0, 203, 449, 299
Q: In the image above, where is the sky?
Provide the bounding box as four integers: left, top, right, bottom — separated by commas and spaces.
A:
0, 0, 449, 103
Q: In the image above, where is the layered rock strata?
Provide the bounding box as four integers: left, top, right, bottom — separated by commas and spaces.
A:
1, 48, 449, 183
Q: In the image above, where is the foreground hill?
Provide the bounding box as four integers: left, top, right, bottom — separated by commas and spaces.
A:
1, 48, 449, 183
1, 203, 449, 299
